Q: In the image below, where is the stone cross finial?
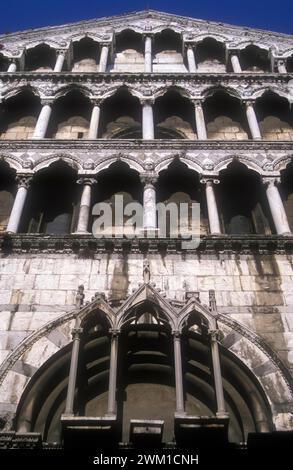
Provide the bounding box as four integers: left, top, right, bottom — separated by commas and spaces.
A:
143, 259, 151, 283
76, 285, 85, 308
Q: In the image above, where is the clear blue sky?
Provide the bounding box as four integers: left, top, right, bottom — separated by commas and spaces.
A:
0, 0, 292, 35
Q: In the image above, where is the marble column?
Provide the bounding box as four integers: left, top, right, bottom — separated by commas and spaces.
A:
201, 178, 221, 234
194, 100, 207, 140
263, 177, 291, 235
173, 331, 185, 415
142, 99, 155, 139
99, 43, 110, 72
187, 45, 197, 72
6, 175, 32, 233
64, 326, 83, 416
276, 59, 287, 73
88, 101, 101, 139
144, 35, 153, 73
54, 50, 66, 72
7, 60, 17, 72
141, 174, 157, 230
209, 329, 228, 417
107, 330, 120, 416
32, 101, 52, 139
245, 100, 262, 140
75, 178, 97, 234
230, 53, 242, 72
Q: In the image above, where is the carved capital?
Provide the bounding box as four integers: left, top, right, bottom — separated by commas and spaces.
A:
262, 176, 281, 187
172, 330, 181, 339
109, 328, 120, 337
243, 99, 256, 108
90, 98, 102, 107
40, 98, 54, 107
77, 177, 97, 186
140, 172, 158, 186
140, 97, 155, 106
71, 327, 83, 340
208, 329, 221, 342
100, 41, 112, 49
200, 177, 220, 186
56, 49, 67, 56
15, 174, 32, 189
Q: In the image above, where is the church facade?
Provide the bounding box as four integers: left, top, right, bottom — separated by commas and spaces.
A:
0, 9, 292, 449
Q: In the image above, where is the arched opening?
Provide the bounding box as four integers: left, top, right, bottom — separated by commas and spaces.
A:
0, 53, 9, 71
111, 29, 144, 72
154, 90, 196, 139
0, 89, 41, 139
287, 55, 293, 72
195, 38, 226, 73
255, 91, 293, 140
280, 160, 293, 231
14, 313, 273, 446
72, 37, 99, 72
91, 160, 142, 240
22, 161, 78, 234
239, 45, 270, 72
0, 160, 16, 232
218, 161, 272, 234
203, 91, 249, 140
157, 159, 208, 236
48, 90, 92, 139
153, 29, 186, 72
25, 44, 56, 71
100, 88, 142, 139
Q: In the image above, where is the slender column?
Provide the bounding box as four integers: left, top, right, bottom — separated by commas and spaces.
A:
32, 100, 52, 139
144, 35, 153, 73
75, 178, 97, 234
262, 177, 291, 235
6, 175, 32, 233
107, 329, 120, 416
64, 326, 83, 416
142, 99, 155, 139
194, 100, 207, 140
230, 53, 242, 73
54, 50, 66, 72
173, 331, 185, 415
276, 59, 287, 73
7, 60, 17, 72
99, 43, 110, 72
141, 174, 158, 230
244, 100, 262, 140
209, 329, 227, 417
88, 101, 101, 139
187, 45, 197, 72
201, 179, 221, 234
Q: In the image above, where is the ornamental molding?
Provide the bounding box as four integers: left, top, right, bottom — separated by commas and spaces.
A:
0, 11, 292, 55
1, 73, 292, 103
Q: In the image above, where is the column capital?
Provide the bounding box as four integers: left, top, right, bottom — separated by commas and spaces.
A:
140, 172, 158, 186
140, 97, 155, 106
15, 174, 33, 189
261, 176, 281, 187
40, 98, 54, 107
109, 328, 120, 337
192, 99, 204, 107
8, 58, 17, 64
200, 177, 220, 185
208, 329, 222, 343
56, 49, 67, 56
90, 98, 102, 107
172, 330, 181, 339
71, 327, 83, 340
77, 177, 97, 186
100, 41, 111, 48
142, 32, 154, 39
243, 99, 256, 107
275, 57, 286, 66
228, 49, 240, 56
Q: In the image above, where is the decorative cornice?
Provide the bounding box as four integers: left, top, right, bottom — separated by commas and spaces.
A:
1, 233, 293, 255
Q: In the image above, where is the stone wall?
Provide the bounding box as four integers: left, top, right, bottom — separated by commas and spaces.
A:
0, 116, 37, 139
111, 49, 145, 73
53, 116, 89, 139
259, 116, 293, 140
207, 116, 248, 140
0, 252, 292, 375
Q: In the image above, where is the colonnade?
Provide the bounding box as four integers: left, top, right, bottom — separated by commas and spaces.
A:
4, 171, 292, 236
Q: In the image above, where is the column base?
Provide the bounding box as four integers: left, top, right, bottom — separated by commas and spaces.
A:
139, 228, 160, 238
72, 231, 90, 235
280, 232, 292, 236
216, 411, 229, 419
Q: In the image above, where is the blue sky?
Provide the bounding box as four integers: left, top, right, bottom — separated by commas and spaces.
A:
0, 0, 292, 35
